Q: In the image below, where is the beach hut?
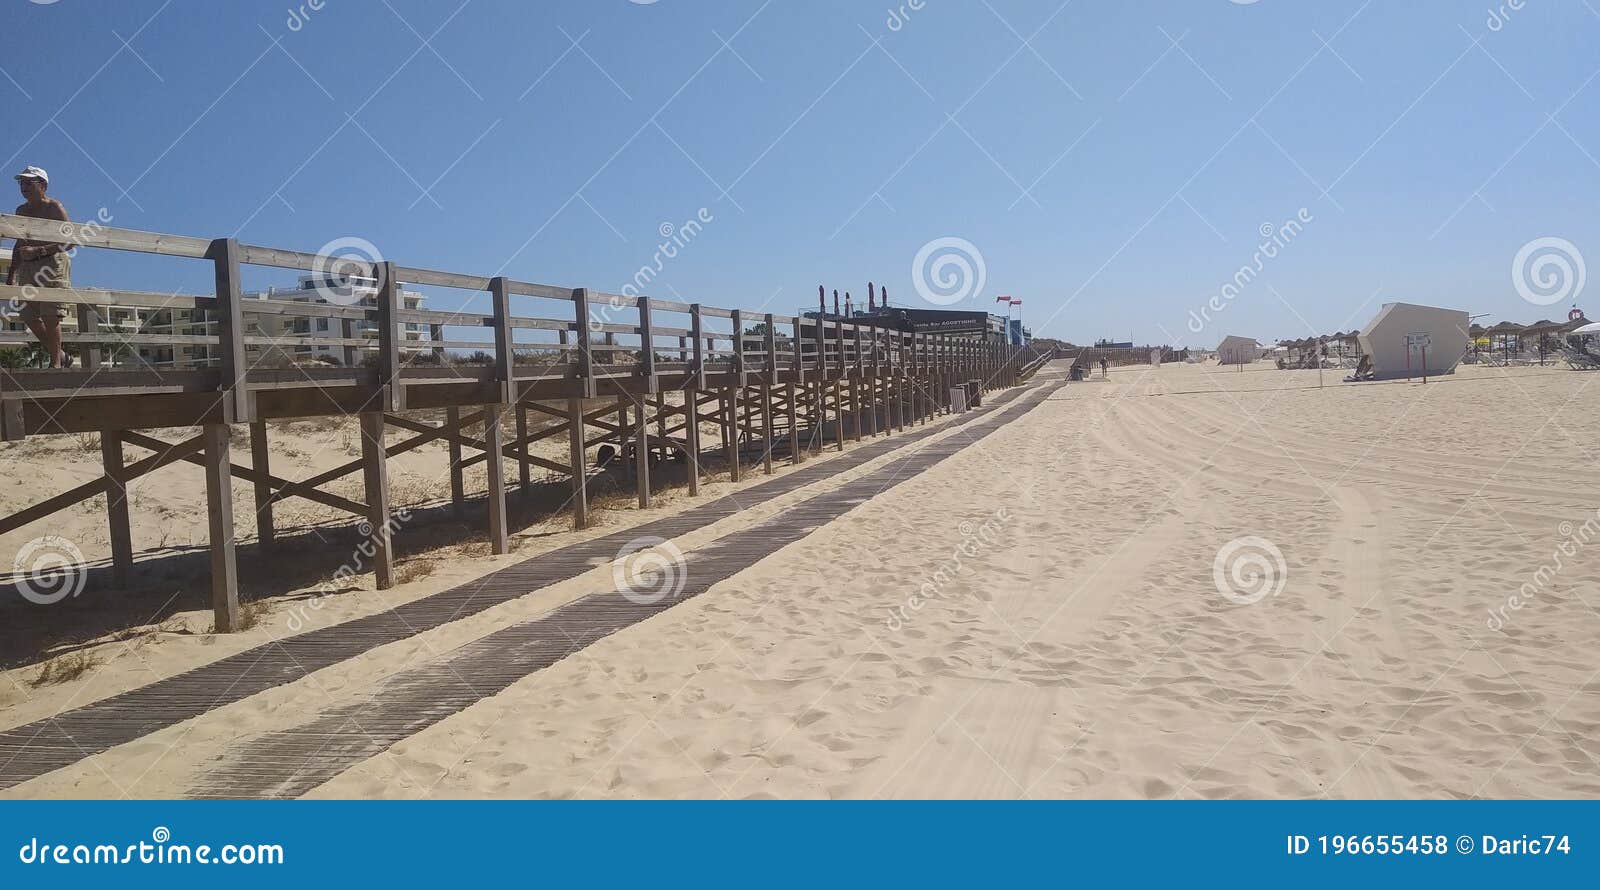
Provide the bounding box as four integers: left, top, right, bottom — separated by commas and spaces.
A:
1217, 335, 1260, 365
1355, 302, 1470, 380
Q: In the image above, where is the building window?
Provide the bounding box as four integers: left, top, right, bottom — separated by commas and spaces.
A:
316, 317, 329, 332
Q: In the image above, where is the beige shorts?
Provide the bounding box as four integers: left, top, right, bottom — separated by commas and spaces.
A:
11, 252, 72, 322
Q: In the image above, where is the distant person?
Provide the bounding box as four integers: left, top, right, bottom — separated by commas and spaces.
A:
6, 166, 72, 368
1099, 357, 1109, 378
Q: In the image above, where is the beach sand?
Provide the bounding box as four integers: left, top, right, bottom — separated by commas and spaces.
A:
6, 360, 1600, 798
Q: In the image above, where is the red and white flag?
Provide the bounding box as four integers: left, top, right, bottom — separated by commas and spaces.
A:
1009, 299, 1022, 306
996, 295, 1012, 304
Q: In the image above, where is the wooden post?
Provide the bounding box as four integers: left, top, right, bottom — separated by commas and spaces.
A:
690, 304, 707, 390
724, 388, 741, 481
567, 397, 588, 530
731, 308, 746, 388
203, 422, 240, 632
207, 239, 253, 423
515, 407, 531, 495
895, 333, 907, 432
634, 394, 651, 508
908, 333, 919, 424
341, 315, 358, 368
375, 261, 403, 413
716, 390, 728, 461
248, 420, 274, 552
655, 392, 668, 473
491, 276, 517, 407
868, 324, 880, 437
77, 305, 101, 371
359, 412, 394, 589
939, 336, 949, 413
685, 387, 701, 495
483, 404, 509, 555
637, 296, 658, 391
918, 333, 929, 424
810, 381, 823, 453
761, 382, 774, 474
790, 315, 805, 461
762, 314, 777, 474
836, 378, 847, 450
446, 406, 465, 519
572, 287, 597, 399
101, 430, 132, 587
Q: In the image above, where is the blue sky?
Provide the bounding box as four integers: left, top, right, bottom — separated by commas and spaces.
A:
6, 0, 1599, 346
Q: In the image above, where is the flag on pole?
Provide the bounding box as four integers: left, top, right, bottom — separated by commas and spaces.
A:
1009, 299, 1021, 306
996, 295, 1012, 304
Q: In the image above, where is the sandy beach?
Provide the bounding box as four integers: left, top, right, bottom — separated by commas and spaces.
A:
3, 359, 1597, 799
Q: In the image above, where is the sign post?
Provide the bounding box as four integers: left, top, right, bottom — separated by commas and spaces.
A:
1404, 332, 1432, 384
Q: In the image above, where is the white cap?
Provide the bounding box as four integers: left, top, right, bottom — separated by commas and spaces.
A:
13, 166, 47, 186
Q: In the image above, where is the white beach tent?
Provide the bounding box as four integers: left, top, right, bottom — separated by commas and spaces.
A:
1355, 302, 1470, 380
1216, 335, 1260, 365
1571, 321, 1600, 336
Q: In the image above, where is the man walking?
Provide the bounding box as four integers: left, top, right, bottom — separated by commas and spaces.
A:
6, 166, 73, 368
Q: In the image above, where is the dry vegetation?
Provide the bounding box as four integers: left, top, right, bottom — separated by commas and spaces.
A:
31, 649, 98, 687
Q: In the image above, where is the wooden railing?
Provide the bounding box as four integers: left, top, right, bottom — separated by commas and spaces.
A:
0, 212, 1026, 429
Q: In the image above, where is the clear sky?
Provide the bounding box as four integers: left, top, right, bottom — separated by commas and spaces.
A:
6, 0, 1599, 347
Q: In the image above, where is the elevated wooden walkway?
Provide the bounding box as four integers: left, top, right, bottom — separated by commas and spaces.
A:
0, 213, 1051, 632
0, 367, 1059, 794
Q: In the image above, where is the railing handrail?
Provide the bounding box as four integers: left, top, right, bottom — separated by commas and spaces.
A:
0, 212, 1023, 411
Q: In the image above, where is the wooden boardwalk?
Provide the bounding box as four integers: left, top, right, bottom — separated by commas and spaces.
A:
193, 372, 1066, 797
0, 367, 1057, 792
0, 213, 1049, 634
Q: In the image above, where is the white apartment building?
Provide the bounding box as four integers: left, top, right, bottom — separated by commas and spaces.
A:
0, 253, 432, 368
245, 272, 431, 365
